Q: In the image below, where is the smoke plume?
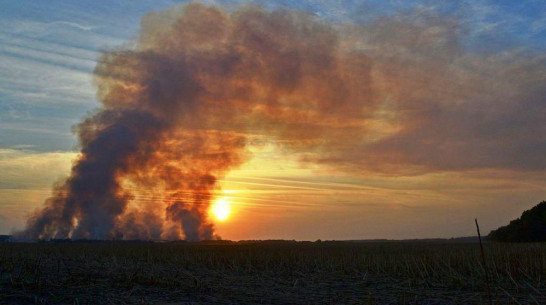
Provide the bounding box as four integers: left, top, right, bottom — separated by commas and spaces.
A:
18, 3, 546, 240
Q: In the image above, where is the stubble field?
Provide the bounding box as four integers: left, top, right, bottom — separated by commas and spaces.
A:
1, 241, 545, 304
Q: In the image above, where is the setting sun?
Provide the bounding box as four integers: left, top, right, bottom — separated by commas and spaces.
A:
211, 197, 231, 221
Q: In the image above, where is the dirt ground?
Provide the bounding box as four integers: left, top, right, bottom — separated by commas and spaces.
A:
1, 241, 544, 304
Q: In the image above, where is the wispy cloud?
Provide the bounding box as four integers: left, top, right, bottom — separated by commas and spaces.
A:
0, 3, 130, 152
0, 149, 76, 189
46, 21, 95, 31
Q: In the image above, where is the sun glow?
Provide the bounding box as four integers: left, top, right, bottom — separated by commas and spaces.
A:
211, 197, 231, 221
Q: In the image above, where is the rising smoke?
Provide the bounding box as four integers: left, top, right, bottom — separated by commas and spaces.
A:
18, 3, 546, 240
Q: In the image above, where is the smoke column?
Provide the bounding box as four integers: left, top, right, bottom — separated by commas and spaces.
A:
17, 3, 371, 240
19, 3, 546, 240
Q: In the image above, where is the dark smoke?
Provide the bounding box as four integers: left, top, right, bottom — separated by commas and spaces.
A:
18, 3, 546, 240
19, 3, 370, 240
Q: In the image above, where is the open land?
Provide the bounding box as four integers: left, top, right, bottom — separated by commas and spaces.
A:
1, 241, 545, 304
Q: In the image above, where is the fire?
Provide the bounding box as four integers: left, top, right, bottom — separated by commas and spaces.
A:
211, 197, 231, 221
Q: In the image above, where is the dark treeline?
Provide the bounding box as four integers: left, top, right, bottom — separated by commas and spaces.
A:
489, 201, 546, 242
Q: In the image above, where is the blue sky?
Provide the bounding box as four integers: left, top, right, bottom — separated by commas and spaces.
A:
1, 1, 545, 239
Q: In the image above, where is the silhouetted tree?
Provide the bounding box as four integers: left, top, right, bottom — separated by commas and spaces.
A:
489, 201, 546, 242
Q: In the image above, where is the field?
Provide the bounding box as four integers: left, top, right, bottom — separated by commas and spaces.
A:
1, 241, 545, 304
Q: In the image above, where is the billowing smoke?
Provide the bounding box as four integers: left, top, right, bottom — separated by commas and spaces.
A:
18, 3, 546, 240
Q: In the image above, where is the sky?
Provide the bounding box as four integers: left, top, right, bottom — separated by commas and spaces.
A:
1, 0, 545, 240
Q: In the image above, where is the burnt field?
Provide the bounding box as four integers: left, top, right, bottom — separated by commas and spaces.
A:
1, 241, 545, 304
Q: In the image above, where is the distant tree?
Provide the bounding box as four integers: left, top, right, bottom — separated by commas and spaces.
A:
489, 201, 546, 242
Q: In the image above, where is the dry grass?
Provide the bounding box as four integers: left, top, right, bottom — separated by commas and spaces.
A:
0, 241, 545, 304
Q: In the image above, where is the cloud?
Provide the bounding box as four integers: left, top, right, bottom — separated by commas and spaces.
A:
0, 149, 77, 189
301, 12, 546, 175
46, 21, 95, 31
0, 23, 103, 151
